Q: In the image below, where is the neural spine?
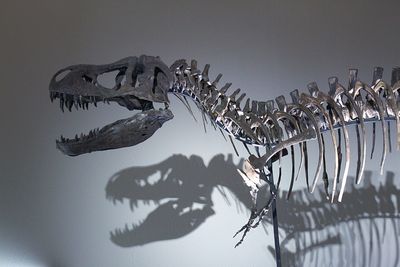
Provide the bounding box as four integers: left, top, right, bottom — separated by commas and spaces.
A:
49, 55, 400, 247
169, 59, 400, 203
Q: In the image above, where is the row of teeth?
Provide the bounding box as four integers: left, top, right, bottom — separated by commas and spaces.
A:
49, 92, 111, 112
58, 128, 101, 143
110, 220, 145, 237
107, 198, 162, 211
107, 196, 162, 209
106, 196, 179, 212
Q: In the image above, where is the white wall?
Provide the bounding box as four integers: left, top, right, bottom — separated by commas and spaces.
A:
1, 1, 400, 266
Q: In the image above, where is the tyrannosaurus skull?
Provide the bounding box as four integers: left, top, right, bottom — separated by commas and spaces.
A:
49, 55, 174, 156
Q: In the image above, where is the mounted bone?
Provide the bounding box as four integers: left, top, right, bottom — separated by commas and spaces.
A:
49, 55, 400, 246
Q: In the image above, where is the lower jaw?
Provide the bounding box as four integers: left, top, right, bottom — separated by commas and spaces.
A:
56, 109, 174, 156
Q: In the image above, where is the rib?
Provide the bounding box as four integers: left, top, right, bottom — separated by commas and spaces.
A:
49, 55, 400, 248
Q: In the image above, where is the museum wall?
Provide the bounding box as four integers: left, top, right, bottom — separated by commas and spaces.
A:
1, 0, 400, 266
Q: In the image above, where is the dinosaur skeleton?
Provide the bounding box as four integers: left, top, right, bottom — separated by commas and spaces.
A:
49, 55, 400, 246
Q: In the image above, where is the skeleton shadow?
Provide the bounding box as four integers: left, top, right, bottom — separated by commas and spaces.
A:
273, 171, 400, 267
105, 154, 400, 266
105, 154, 253, 247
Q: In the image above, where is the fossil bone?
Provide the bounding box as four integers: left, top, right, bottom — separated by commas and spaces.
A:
49, 55, 400, 246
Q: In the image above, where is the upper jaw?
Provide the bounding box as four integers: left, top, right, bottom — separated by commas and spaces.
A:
49, 90, 158, 112
50, 91, 113, 112
49, 55, 173, 106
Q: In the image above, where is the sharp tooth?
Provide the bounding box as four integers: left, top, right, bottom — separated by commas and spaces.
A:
75, 134, 78, 141
73, 95, 79, 109
67, 100, 73, 111
59, 98, 64, 112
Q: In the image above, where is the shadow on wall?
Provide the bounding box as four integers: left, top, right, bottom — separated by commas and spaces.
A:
272, 170, 400, 267
105, 154, 253, 247
105, 154, 400, 266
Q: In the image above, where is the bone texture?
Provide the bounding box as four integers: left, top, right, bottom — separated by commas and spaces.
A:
50, 55, 400, 246
170, 60, 400, 198
168, 59, 400, 243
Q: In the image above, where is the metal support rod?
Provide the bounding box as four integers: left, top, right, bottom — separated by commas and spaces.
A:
267, 160, 281, 267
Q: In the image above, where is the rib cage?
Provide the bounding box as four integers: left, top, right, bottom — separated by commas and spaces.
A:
170, 59, 400, 203
49, 55, 400, 249
272, 171, 400, 267
168, 60, 400, 246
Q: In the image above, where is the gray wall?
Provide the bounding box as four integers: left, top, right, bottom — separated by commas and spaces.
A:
1, 0, 400, 266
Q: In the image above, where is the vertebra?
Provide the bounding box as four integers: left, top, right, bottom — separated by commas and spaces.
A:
49, 55, 400, 246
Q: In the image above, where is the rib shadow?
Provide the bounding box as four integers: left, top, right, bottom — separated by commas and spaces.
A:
273, 171, 400, 267
105, 154, 400, 266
